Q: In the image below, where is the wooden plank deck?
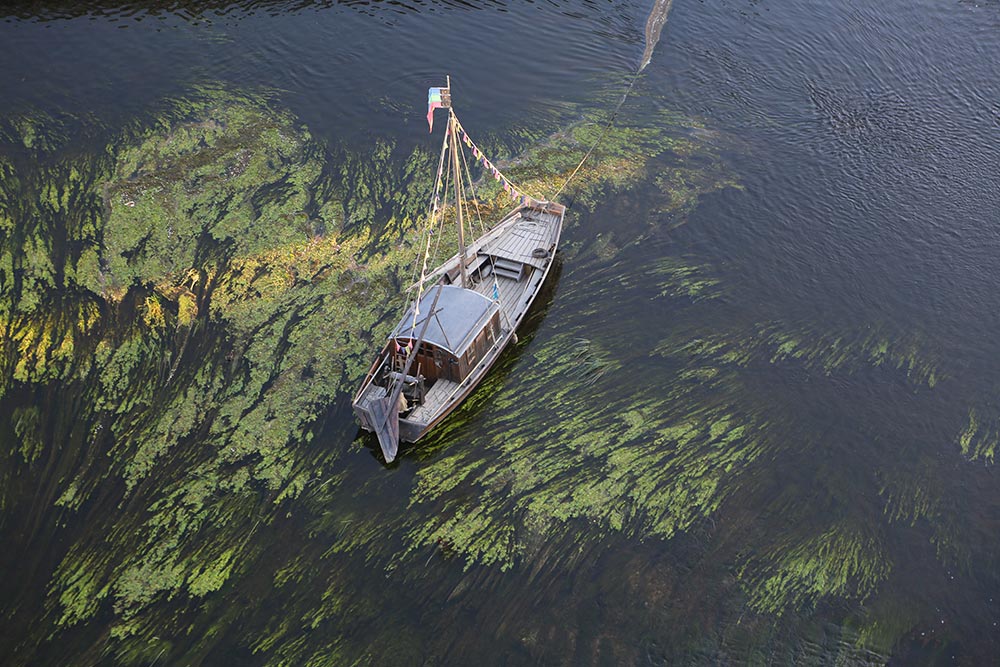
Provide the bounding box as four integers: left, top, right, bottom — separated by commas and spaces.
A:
471, 270, 527, 321
408, 379, 460, 423
481, 211, 560, 269
358, 384, 387, 408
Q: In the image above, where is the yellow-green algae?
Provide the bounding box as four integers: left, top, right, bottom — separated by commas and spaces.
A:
0, 82, 977, 665
739, 522, 891, 615
957, 409, 996, 464
0, 85, 752, 665
0, 92, 418, 662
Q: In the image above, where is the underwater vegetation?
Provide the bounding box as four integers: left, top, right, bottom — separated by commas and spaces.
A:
379, 228, 1000, 662
956, 409, 997, 464
0, 89, 431, 663
0, 82, 747, 664
1, 79, 997, 666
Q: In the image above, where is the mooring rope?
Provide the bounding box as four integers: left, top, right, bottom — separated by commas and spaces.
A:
552, 0, 674, 199
449, 70, 638, 207
552, 72, 641, 200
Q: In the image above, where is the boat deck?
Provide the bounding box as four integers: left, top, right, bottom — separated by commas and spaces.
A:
408, 379, 460, 423
470, 271, 527, 324
353, 203, 563, 455
481, 211, 561, 269
357, 383, 387, 409
468, 207, 561, 326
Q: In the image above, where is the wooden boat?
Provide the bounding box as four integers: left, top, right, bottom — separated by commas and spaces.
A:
352, 80, 565, 462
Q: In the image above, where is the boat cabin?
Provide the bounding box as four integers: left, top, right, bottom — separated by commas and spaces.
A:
390, 284, 501, 384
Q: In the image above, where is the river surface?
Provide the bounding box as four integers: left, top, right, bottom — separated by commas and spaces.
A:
2, 0, 1000, 664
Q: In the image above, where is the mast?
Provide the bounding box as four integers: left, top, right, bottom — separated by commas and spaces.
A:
447, 77, 469, 288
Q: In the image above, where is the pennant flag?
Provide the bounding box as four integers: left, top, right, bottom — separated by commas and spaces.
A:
503, 180, 511, 193
394, 340, 402, 353
492, 284, 500, 301
493, 168, 501, 181
427, 87, 447, 133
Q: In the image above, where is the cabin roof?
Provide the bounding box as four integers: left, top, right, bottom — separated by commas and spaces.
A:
392, 284, 497, 356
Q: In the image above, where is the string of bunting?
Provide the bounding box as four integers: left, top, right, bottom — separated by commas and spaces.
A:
452, 116, 542, 207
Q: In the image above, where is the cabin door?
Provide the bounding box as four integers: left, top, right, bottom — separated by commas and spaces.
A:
414, 345, 439, 381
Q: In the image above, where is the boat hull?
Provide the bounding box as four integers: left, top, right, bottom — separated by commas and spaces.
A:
352, 201, 564, 452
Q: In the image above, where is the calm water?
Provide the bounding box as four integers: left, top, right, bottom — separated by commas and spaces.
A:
3, 0, 1000, 664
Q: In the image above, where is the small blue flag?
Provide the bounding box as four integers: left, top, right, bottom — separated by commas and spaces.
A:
492, 284, 499, 301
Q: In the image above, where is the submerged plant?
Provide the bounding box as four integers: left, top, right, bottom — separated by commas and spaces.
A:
2, 76, 987, 667
957, 409, 996, 464
0, 79, 751, 665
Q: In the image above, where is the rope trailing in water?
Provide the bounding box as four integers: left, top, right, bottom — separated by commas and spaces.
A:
552, 73, 640, 200
552, 0, 674, 199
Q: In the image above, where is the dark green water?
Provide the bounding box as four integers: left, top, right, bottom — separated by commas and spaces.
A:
2, 0, 1000, 664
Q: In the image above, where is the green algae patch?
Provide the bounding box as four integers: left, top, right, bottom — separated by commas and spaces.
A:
878, 464, 943, 526
466, 106, 739, 223
407, 503, 520, 572
187, 548, 237, 597
399, 320, 769, 574
0, 81, 975, 666
99, 99, 324, 293
957, 409, 996, 464
850, 599, 923, 657
655, 164, 742, 222
52, 556, 112, 628
740, 523, 891, 615
651, 257, 724, 301
657, 319, 942, 389
12, 405, 44, 464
